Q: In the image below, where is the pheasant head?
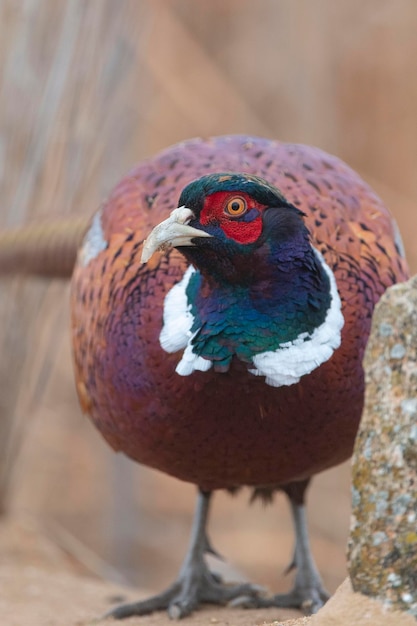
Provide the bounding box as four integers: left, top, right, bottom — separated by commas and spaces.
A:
142, 172, 344, 387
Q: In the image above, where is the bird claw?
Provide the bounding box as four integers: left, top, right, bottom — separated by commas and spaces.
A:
240, 584, 329, 615
103, 577, 265, 620
283, 557, 297, 576
227, 586, 267, 609
167, 600, 194, 621
102, 583, 178, 620
300, 586, 330, 614
288, 586, 329, 614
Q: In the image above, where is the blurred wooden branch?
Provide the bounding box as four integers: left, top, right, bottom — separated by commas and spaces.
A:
0, 217, 88, 278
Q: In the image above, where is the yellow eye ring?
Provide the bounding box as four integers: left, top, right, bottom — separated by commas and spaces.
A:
224, 196, 247, 217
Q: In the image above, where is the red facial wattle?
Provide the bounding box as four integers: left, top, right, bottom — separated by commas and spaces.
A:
199, 190, 265, 244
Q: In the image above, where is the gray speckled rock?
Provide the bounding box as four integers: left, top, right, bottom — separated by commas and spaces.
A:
348, 274, 417, 618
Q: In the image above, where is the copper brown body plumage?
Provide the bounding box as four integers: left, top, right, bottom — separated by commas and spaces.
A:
70, 135, 408, 618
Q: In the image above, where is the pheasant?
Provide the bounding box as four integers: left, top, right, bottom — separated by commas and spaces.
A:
68, 135, 409, 618
4, 135, 408, 619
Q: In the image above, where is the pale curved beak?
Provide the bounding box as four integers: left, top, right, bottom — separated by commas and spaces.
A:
141, 206, 212, 263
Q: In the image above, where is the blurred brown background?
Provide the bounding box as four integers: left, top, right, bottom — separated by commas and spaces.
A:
0, 0, 416, 600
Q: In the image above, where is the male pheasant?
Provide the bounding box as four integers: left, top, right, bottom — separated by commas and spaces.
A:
70, 135, 408, 619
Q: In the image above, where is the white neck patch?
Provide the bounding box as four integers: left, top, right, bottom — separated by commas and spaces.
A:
250, 249, 344, 386
79, 209, 108, 267
159, 249, 344, 387
159, 265, 212, 375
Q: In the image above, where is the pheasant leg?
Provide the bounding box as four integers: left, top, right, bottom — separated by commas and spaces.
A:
235, 497, 328, 614
268, 500, 328, 613
105, 489, 263, 620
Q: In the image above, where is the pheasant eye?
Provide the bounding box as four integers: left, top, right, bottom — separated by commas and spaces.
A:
224, 196, 247, 217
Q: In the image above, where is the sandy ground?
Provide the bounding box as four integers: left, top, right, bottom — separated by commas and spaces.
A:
0, 516, 301, 626
1, 513, 415, 626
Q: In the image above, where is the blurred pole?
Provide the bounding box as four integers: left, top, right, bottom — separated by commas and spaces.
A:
0, 0, 154, 572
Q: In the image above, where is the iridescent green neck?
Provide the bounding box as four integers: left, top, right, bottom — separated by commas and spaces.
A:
159, 247, 344, 387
